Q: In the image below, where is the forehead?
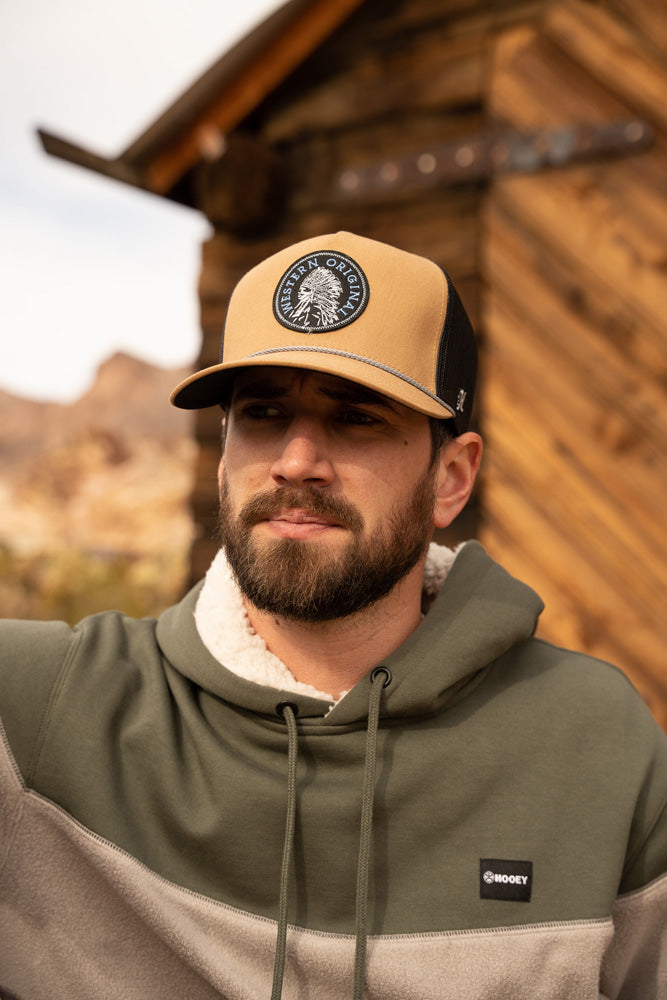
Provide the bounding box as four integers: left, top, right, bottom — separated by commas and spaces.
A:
231, 366, 409, 412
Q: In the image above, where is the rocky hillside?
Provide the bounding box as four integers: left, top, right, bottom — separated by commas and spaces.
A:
0, 353, 199, 622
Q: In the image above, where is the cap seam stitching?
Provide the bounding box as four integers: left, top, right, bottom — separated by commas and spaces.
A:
245, 346, 455, 415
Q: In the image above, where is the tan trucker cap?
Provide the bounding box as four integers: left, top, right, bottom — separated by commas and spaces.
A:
170, 231, 477, 433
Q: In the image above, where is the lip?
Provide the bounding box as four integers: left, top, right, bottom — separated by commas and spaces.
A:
272, 508, 341, 526
260, 507, 343, 538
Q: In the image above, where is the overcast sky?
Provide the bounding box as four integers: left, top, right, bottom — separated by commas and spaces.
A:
1, 0, 280, 402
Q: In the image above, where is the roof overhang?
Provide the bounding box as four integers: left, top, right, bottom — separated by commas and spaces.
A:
38, 0, 364, 206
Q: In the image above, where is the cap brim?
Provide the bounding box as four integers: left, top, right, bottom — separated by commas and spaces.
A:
170, 350, 455, 420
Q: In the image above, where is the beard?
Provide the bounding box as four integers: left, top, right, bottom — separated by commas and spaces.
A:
217, 472, 436, 623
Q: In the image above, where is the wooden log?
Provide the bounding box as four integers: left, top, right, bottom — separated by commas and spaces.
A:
283, 110, 489, 210
264, 29, 487, 142
374, 0, 547, 38
193, 132, 285, 232
189, 442, 220, 517
194, 406, 224, 447
275, 0, 550, 140
188, 537, 219, 590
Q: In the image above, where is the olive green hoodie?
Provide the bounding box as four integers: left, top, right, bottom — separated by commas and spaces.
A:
1, 542, 666, 998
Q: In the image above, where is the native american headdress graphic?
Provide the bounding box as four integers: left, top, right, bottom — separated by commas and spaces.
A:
290, 267, 343, 327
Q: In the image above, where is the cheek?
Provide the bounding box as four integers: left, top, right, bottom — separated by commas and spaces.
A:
345, 438, 431, 497
221, 446, 273, 509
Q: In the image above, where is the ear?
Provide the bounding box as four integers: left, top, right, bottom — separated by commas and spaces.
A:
432, 432, 483, 530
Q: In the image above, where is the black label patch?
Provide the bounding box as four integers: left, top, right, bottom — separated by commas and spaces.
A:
273, 250, 369, 333
480, 859, 533, 902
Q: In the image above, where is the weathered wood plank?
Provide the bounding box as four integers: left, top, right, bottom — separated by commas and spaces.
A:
375, 0, 548, 37
486, 13, 667, 310
481, 209, 667, 592
483, 197, 667, 459
263, 0, 550, 143
282, 110, 488, 209
264, 31, 486, 142
544, 0, 667, 132
480, 443, 667, 680
489, 23, 632, 128
480, 336, 667, 687
480, 274, 667, 568
286, 194, 482, 281
479, 469, 667, 729
490, 169, 667, 368
482, 1, 667, 731
607, 0, 667, 59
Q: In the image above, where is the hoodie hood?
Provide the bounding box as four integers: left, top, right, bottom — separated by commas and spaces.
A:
156, 541, 544, 726
192, 540, 463, 703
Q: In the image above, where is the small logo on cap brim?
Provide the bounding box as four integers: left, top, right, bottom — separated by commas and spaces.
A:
273, 251, 369, 333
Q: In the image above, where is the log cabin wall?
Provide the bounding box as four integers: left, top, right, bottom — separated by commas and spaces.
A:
479, 0, 667, 728
190, 0, 667, 728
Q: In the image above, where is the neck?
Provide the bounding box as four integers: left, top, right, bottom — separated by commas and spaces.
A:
244, 560, 426, 699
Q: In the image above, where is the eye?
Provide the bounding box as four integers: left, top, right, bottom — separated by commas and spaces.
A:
238, 402, 284, 421
336, 407, 381, 426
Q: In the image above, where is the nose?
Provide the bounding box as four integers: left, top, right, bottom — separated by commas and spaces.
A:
270, 417, 335, 489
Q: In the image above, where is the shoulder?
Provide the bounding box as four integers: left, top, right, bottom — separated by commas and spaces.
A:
495, 638, 667, 748
0, 618, 76, 774
0, 616, 76, 666
484, 636, 667, 792
496, 635, 654, 718
0, 610, 161, 780
495, 635, 667, 802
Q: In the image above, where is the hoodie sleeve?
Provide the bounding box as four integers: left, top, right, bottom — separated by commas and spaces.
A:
600, 861, 667, 999
600, 709, 667, 1000
0, 618, 77, 781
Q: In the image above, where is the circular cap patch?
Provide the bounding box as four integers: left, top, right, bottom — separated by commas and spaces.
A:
273, 250, 369, 333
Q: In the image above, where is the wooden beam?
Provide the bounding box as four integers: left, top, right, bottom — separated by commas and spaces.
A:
144, 0, 365, 195
330, 120, 651, 200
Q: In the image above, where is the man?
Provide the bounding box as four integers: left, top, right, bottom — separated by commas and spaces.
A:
0, 231, 665, 1000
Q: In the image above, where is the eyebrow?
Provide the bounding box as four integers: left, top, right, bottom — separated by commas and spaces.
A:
232, 378, 290, 402
232, 375, 399, 412
317, 383, 399, 412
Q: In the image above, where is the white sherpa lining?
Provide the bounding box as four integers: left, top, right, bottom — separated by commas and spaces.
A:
194, 541, 466, 703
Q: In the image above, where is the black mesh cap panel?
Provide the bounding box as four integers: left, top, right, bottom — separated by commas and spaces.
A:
435, 270, 478, 434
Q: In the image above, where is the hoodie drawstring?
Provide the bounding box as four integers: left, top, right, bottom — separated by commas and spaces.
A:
272, 667, 392, 1000
352, 666, 391, 999
271, 702, 299, 1000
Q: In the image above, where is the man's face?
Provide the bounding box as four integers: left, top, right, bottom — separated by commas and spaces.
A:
217, 367, 439, 623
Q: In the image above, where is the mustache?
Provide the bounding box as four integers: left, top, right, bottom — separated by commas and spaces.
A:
237, 487, 364, 533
